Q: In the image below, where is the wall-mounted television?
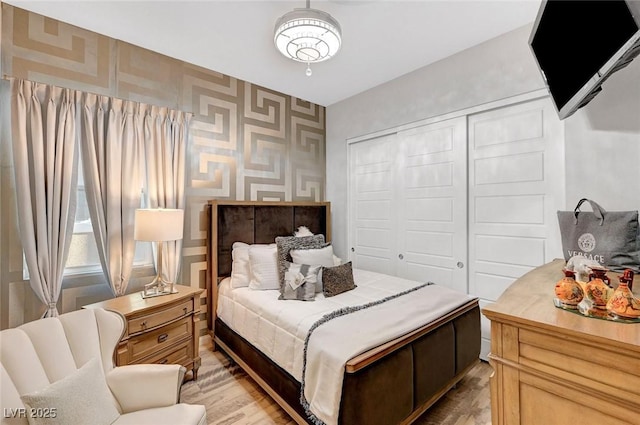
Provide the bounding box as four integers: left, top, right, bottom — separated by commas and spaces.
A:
529, 0, 640, 120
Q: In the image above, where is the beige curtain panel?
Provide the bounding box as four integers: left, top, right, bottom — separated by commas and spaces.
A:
143, 108, 190, 283
10, 79, 79, 317
80, 94, 144, 297
81, 95, 189, 296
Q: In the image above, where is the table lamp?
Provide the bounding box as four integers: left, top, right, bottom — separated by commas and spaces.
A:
134, 208, 184, 298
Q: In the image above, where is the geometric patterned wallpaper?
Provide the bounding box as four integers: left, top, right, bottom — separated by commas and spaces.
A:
0, 4, 325, 329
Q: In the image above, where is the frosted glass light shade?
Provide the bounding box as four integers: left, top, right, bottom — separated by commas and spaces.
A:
274, 7, 342, 63
134, 209, 184, 242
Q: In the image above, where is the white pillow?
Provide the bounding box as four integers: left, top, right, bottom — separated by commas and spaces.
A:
20, 358, 119, 425
231, 242, 251, 288
248, 244, 279, 290
290, 244, 335, 268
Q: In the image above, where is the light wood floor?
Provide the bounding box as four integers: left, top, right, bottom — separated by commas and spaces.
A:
181, 337, 492, 425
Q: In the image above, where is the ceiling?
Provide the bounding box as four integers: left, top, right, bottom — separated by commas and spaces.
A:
5, 0, 542, 106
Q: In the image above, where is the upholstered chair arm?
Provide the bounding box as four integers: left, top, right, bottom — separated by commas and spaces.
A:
106, 364, 186, 414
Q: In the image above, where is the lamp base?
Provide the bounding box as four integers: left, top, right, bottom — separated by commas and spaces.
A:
141, 278, 178, 299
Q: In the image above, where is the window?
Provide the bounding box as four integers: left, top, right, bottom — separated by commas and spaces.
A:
65, 161, 153, 275
22, 161, 153, 279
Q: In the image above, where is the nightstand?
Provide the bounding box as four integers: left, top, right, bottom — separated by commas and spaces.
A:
83, 285, 203, 380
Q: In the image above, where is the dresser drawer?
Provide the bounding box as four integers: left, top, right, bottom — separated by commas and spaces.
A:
128, 316, 192, 362
518, 328, 640, 407
129, 299, 193, 335
135, 338, 194, 368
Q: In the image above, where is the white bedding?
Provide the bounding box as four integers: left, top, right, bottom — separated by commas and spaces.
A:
217, 268, 476, 424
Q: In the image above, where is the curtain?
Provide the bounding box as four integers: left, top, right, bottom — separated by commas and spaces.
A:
143, 107, 190, 283
80, 94, 143, 296
11, 79, 79, 317
80, 95, 188, 295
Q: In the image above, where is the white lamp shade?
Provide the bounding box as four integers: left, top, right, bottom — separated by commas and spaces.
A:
134, 209, 184, 242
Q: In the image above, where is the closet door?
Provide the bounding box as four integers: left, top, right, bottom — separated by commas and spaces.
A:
349, 133, 398, 275
467, 97, 564, 358
396, 117, 468, 292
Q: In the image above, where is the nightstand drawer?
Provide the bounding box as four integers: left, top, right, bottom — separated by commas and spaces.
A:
83, 284, 203, 380
138, 338, 193, 367
129, 299, 193, 335
129, 316, 192, 362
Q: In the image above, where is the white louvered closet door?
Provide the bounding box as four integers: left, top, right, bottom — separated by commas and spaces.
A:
467, 97, 564, 358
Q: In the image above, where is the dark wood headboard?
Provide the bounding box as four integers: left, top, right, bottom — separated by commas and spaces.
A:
206, 200, 331, 330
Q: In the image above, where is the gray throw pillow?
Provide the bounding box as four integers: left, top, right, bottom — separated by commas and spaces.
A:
322, 261, 357, 297
275, 234, 325, 290
279, 262, 320, 301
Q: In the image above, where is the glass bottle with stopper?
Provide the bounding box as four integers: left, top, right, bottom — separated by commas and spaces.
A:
554, 268, 584, 309
606, 269, 640, 319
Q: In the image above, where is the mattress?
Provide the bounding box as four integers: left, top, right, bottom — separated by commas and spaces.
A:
217, 268, 472, 382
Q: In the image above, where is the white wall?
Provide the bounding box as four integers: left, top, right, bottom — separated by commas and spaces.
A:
326, 23, 640, 259
564, 59, 640, 210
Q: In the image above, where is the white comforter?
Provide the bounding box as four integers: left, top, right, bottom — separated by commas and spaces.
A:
217, 268, 475, 425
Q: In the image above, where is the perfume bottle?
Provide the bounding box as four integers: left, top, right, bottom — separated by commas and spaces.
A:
585, 266, 612, 310
554, 268, 583, 309
606, 269, 640, 319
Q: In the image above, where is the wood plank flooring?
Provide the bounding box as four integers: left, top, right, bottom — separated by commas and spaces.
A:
180, 337, 492, 425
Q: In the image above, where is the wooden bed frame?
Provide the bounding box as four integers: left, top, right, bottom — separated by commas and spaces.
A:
206, 200, 481, 424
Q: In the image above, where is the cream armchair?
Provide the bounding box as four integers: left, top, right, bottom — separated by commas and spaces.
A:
0, 308, 206, 425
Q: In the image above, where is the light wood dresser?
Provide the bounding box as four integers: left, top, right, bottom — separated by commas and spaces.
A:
482, 259, 640, 425
84, 285, 203, 380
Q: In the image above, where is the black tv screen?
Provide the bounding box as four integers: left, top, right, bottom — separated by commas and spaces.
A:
530, 0, 640, 119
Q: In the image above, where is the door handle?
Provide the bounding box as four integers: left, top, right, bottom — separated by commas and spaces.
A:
457, 262, 464, 269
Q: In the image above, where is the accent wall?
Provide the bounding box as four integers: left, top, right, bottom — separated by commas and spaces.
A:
0, 4, 326, 329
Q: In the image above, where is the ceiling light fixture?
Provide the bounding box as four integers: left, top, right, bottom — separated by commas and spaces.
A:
274, 0, 342, 76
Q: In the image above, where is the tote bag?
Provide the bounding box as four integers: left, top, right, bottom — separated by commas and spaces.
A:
557, 198, 640, 272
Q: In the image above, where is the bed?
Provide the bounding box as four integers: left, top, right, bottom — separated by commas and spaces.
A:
206, 200, 481, 425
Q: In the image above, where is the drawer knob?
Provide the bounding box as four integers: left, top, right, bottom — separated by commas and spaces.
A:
183, 307, 188, 315
140, 321, 147, 329
158, 333, 168, 343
